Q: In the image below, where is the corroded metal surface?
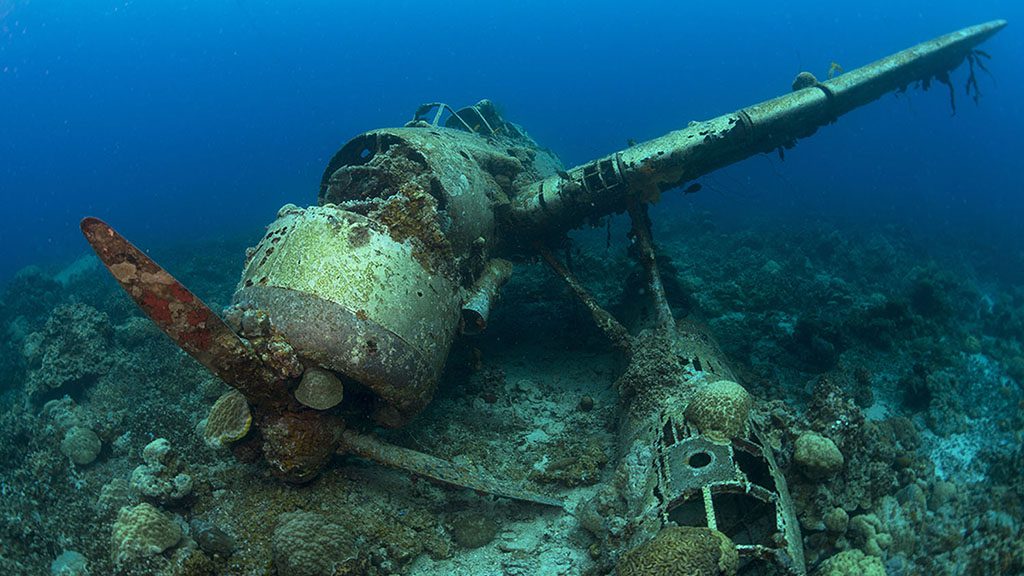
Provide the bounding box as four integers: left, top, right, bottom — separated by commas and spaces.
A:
660, 435, 736, 498
594, 321, 806, 573
235, 285, 441, 428
658, 424, 806, 574
321, 124, 561, 280
233, 205, 459, 427
80, 218, 280, 406
505, 20, 1007, 239
627, 203, 675, 331
260, 409, 344, 484
543, 204, 805, 573
461, 258, 514, 335
80, 23, 1007, 546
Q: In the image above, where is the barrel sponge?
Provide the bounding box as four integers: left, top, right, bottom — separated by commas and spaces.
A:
110, 503, 181, 564
617, 526, 739, 576
814, 549, 886, 576
684, 380, 753, 442
794, 432, 845, 479
271, 511, 363, 576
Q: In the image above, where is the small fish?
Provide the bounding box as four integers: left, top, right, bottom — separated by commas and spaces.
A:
627, 138, 637, 147
683, 183, 702, 194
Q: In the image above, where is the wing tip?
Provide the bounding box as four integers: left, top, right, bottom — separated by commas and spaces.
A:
80, 216, 107, 238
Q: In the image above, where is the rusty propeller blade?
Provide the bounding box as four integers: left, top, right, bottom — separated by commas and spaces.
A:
80, 217, 278, 403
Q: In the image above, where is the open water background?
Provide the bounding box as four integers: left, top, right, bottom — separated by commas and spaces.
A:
0, 0, 1020, 281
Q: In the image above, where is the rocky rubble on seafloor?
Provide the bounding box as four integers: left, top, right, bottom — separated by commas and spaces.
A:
0, 214, 1021, 575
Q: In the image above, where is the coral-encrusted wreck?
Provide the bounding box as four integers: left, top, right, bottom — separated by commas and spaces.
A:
81, 21, 1006, 575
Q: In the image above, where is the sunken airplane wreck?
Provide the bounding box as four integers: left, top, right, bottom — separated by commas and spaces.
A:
82, 21, 1004, 576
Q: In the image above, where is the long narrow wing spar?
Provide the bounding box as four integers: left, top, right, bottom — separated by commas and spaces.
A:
506, 20, 1008, 239
80, 218, 281, 406
339, 430, 564, 508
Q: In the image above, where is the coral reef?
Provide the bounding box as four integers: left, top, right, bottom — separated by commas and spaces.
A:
201, 390, 252, 447
130, 438, 194, 504
189, 519, 236, 558
60, 425, 102, 466
293, 366, 345, 410
793, 432, 844, 479
0, 213, 1021, 575
814, 549, 885, 576
24, 303, 113, 401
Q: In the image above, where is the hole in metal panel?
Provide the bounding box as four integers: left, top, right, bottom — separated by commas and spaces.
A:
711, 491, 777, 547
661, 420, 676, 447
734, 447, 777, 492
667, 494, 706, 527
688, 452, 712, 469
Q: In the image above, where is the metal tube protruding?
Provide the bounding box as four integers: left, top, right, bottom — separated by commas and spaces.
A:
461, 258, 514, 335
505, 20, 1006, 240
536, 245, 633, 354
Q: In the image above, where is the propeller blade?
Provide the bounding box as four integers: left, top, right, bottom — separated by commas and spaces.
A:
80, 217, 278, 403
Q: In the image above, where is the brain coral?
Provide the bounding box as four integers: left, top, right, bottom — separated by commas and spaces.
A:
684, 380, 753, 442
271, 511, 363, 576
617, 526, 739, 576
794, 432, 845, 479
110, 503, 181, 565
814, 549, 886, 576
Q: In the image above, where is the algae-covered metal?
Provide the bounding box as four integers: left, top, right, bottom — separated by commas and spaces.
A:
617, 330, 806, 574
81, 217, 566, 502
234, 204, 463, 427
461, 258, 514, 335
505, 20, 1007, 240
543, 207, 806, 573
81, 22, 1006, 540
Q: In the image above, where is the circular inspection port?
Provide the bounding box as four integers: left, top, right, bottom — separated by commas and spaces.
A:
688, 451, 712, 469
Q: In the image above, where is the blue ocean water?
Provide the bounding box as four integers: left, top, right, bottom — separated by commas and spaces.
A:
0, 0, 1020, 281
3, 3, 1024, 574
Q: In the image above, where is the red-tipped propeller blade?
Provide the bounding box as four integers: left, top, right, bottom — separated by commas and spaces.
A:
80, 217, 278, 403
